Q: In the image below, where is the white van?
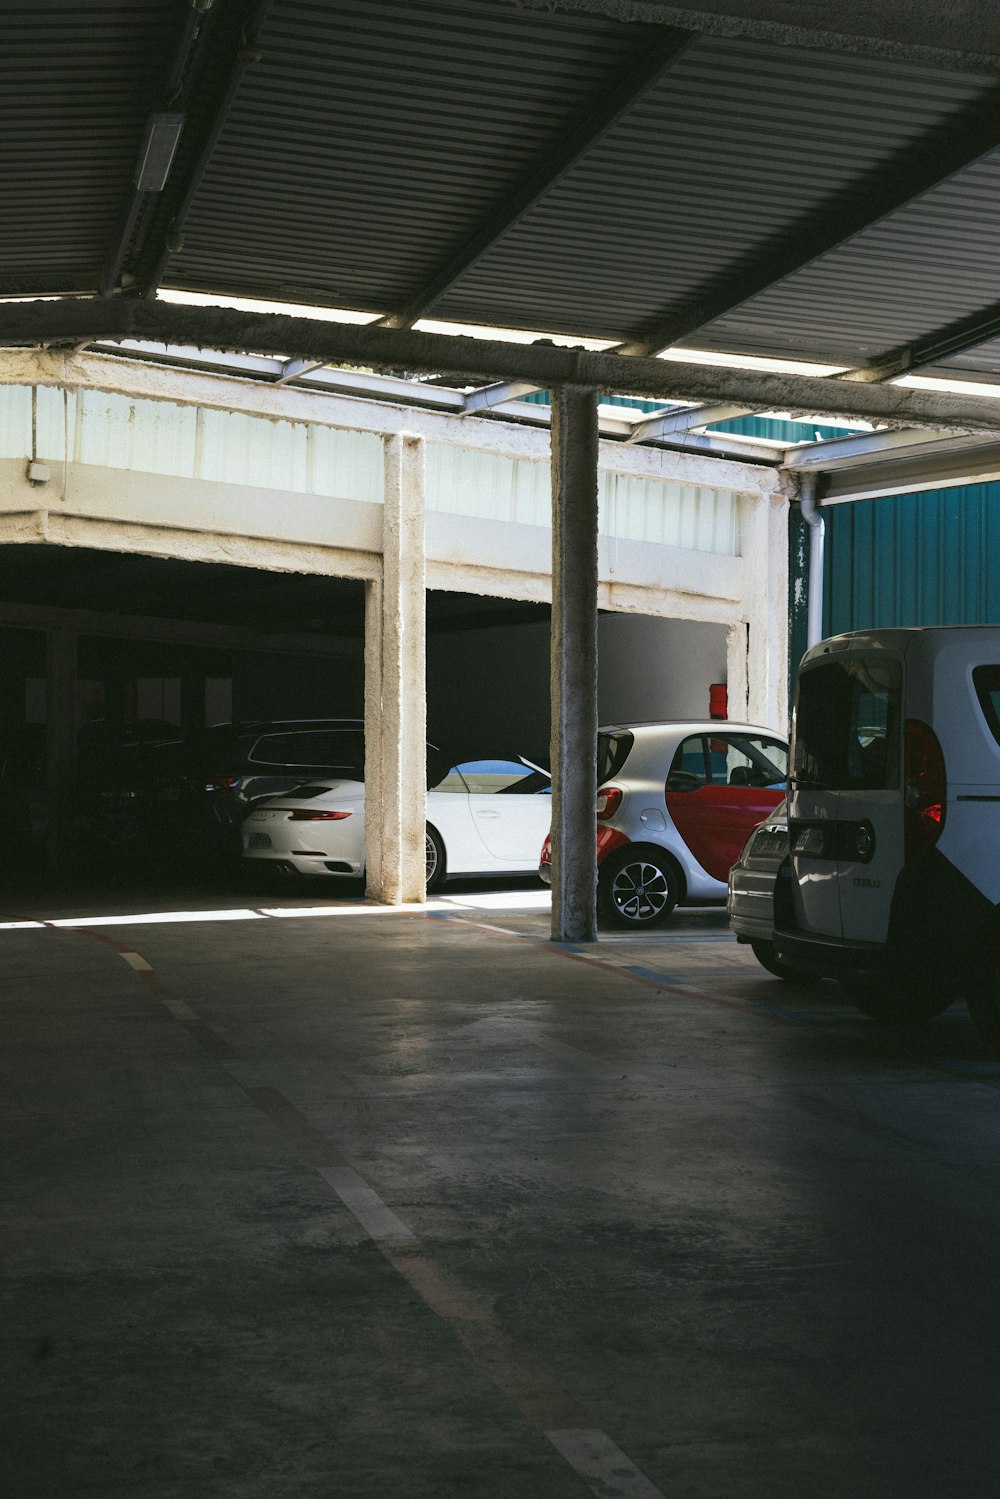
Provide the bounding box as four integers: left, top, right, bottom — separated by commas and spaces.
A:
773, 626, 1000, 1039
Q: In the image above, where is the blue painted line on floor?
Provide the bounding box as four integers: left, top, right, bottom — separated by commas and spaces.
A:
619, 963, 742, 986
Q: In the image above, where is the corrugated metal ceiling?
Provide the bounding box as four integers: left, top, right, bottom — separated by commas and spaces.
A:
4, 0, 1000, 388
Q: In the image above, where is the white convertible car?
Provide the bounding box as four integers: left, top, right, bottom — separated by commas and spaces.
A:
241, 755, 551, 889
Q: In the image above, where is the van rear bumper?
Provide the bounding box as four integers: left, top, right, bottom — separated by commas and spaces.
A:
773, 928, 886, 978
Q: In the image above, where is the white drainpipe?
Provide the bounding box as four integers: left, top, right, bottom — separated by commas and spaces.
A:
799, 472, 825, 648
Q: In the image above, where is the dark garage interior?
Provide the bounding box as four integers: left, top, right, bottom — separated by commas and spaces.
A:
9, 1, 1000, 1494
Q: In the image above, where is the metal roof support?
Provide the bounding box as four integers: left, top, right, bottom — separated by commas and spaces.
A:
549, 385, 599, 943
617, 79, 1000, 357
139, 0, 277, 298
378, 27, 696, 330
625, 402, 755, 443
854, 298, 1000, 383
538, 2, 1000, 71
12, 299, 1000, 434
455, 381, 545, 417
100, 0, 214, 298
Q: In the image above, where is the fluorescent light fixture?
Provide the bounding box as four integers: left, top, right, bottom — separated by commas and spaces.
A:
135, 112, 185, 193
660, 347, 849, 377
158, 289, 383, 324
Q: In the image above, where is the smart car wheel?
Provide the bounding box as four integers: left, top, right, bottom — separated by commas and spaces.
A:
425, 825, 446, 893
599, 847, 677, 928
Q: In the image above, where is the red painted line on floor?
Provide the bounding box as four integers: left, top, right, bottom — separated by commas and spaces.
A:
380, 1241, 592, 1433
245, 1087, 349, 1169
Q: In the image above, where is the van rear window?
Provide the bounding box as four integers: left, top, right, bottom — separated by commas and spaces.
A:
793, 657, 900, 791
972, 666, 1000, 747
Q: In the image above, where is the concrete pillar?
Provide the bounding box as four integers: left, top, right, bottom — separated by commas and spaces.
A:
365, 433, 427, 904
45, 629, 77, 872
549, 386, 599, 943
180, 669, 206, 739
741, 488, 789, 734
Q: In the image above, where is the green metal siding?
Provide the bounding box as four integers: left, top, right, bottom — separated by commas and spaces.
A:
823, 483, 1000, 636
520, 390, 852, 443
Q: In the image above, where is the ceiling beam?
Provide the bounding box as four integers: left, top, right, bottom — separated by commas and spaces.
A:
815, 440, 1000, 503
135, 0, 278, 299
9, 298, 1000, 434
528, 2, 1000, 72
0, 598, 359, 659
377, 26, 696, 330
783, 428, 988, 471
625, 403, 754, 442
616, 79, 1000, 357
100, 2, 214, 299
850, 299, 1000, 383
455, 382, 546, 416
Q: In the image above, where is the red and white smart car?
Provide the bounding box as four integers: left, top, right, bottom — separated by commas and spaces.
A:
540, 720, 788, 928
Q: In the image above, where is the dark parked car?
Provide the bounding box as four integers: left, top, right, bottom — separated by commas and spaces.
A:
88, 718, 456, 863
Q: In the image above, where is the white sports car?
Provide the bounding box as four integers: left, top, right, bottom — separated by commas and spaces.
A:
241, 755, 551, 889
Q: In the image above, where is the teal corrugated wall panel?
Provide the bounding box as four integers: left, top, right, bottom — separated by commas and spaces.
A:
823, 483, 1000, 635
710, 415, 852, 442
521, 391, 863, 444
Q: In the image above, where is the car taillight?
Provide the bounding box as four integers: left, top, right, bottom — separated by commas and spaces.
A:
287, 809, 352, 821
205, 775, 242, 791
904, 718, 946, 861
596, 785, 622, 821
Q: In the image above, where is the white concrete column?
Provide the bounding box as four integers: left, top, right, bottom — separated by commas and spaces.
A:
45, 628, 76, 872
740, 487, 789, 734
550, 386, 599, 943
365, 433, 427, 904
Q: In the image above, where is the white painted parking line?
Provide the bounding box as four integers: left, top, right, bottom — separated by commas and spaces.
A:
546, 1429, 667, 1499
317, 1164, 417, 1242
120, 952, 153, 971
49, 908, 266, 927
0, 921, 45, 930
258, 901, 454, 918
440, 890, 551, 911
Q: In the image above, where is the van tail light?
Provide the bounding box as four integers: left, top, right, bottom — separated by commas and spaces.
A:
597, 785, 622, 821
904, 718, 946, 861
287, 809, 352, 821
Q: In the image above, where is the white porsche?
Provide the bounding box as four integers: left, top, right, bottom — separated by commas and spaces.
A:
241, 755, 551, 889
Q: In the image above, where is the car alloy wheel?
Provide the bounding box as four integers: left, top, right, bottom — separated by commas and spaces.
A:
425, 825, 445, 892
600, 847, 677, 928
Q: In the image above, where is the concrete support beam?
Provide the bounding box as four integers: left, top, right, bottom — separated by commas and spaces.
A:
45, 629, 76, 873
549, 388, 600, 944
739, 489, 790, 733
365, 434, 427, 905
9, 304, 1000, 435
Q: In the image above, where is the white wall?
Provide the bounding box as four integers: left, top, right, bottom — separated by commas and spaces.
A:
426, 612, 731, 762
598, 615, 729, 724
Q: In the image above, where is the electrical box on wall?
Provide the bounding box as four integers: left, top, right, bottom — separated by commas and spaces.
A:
709, 683, 728, 720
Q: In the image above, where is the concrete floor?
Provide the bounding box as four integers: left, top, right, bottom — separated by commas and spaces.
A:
3, 872, 1000, 1498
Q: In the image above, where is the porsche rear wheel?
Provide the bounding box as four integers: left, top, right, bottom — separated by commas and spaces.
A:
425, 825, 446, 892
